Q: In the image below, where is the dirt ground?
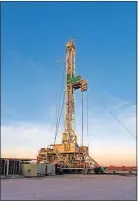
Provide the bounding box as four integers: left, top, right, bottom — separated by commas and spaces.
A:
1, 174, 137, 200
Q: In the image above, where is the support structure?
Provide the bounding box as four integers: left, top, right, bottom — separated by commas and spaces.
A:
37, 39, 100, 170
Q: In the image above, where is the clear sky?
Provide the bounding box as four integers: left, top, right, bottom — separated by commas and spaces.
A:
1, 2, 136, 166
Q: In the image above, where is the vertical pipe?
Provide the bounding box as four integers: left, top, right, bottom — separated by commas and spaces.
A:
16, 161, 18, 175
87, 91, 89, 154
4, 159, 5, 176
82, 91, 83, 147
64, 56, 67, 132
6, 160, 9, 176
0, 159, 1, 175
13, 160, 15, 175
73, 48, 76, 135
15, 161, 16, 175
19, 161, 21, 175
16, 161, 17, 175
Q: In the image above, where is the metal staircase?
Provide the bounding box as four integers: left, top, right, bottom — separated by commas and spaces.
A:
55, 149, 72, 169
83, 152, 101, 168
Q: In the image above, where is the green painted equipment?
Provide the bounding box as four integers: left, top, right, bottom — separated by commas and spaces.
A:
67, 75, 81, 84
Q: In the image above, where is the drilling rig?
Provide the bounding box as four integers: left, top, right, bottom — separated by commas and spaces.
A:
37, 39, 100, 170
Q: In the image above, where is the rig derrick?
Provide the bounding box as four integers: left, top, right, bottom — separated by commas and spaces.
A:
37, 39, 100, 171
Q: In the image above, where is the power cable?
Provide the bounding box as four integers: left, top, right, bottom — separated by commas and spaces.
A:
92, 89, 136, 140
51, 62, 65, 135
106, 107, 136, 140
54, 91, 65, 144
87, 91, 89, 153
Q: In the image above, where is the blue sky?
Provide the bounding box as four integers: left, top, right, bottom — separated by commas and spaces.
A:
1, 2, 136, 165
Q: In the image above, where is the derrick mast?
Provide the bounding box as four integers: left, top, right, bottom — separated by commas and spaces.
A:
64, 40, 76, 144
62, 40, 88, 145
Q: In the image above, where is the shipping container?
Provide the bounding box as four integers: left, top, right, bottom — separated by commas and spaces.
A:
21, 163, 55, 177
46, 164, 55, 175
21, 164, 38, 177
37, 164, 47, 176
